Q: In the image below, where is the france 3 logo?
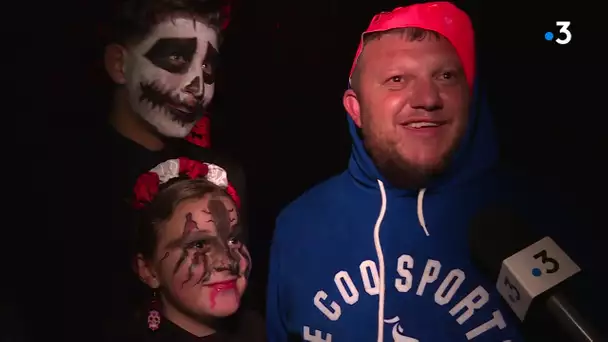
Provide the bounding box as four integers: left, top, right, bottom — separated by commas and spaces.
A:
497, 237, 581, 321
529, 249, 559, 277
544, 21, 572, 45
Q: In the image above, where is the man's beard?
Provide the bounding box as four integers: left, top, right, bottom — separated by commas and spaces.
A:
361, 126, 455, 190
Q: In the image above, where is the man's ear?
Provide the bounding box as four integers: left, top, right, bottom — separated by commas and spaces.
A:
343, 88, 362, 128
135, 254, 160, 289
104, 43, 128, 85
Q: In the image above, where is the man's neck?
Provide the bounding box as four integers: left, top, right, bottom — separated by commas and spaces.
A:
109, 101, 165, 151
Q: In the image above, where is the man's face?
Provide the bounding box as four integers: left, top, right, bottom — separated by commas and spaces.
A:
151, 194, 251, 318
349, 32, 470, 189
124, 16, 219, 138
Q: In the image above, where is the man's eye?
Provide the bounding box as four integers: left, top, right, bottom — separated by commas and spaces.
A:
228, 237, 240, 246
438, 70, 462, 82
441, 71, 454, 79
389, 76, 403, 83
169, 55, 186, 64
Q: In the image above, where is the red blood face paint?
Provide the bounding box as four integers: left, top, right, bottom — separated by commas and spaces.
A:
165, 194, 250, 314
207, 279, 237, 308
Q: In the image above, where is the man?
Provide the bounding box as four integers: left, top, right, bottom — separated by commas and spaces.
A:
266, 2, 525, 341
55, 0, 250, 337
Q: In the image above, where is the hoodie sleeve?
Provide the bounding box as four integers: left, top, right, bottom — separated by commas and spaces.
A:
266, 216, 290, 341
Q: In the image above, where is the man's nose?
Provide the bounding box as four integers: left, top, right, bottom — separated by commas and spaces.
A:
409, 79, 443, 112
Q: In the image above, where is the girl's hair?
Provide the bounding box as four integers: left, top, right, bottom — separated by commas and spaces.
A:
134, 176, 234, 260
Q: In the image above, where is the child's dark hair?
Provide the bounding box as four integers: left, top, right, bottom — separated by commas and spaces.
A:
135, 177, 234, 260
107, 0, 227, 46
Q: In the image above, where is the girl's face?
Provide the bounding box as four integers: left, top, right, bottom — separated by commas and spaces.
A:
139, 193, 251, 318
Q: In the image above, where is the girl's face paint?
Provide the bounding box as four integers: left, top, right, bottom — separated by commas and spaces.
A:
151, 194, 250, 319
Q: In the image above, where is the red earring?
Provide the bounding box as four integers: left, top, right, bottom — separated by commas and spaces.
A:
147, 291, 161, 331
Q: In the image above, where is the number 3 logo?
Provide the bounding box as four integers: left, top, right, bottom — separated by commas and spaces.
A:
503, 276, 520, 302
555, 21, 572, 45
533, 249, 560, 274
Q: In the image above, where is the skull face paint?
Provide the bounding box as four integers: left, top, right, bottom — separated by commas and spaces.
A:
154, 193, 250, 318
124, 17, 219, 138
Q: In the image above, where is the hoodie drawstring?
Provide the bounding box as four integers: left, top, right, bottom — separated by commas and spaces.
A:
373, 180, 388, 342
373, 183, 431, 341
417, 188, 430, 236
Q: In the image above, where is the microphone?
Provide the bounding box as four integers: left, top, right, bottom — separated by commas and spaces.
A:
469, 207, 604, 342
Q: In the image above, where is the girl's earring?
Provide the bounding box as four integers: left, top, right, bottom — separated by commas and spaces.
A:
147, 291, 161, 331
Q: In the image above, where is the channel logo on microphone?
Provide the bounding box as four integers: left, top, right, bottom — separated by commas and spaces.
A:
544, 21, 572, 45
496, 237, 581, 320
530, 249, 559, 277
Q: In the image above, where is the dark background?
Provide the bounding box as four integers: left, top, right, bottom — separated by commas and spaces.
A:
5, 0, 602, 339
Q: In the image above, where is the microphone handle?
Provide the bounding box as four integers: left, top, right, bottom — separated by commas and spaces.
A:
546, 293, 605, 342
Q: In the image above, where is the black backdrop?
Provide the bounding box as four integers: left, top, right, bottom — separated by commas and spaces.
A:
4, 0, 602, 338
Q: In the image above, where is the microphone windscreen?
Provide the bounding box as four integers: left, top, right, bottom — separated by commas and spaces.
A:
468, 207, 543, 279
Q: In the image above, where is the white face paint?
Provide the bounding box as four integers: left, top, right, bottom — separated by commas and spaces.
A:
124, 17, 219, 138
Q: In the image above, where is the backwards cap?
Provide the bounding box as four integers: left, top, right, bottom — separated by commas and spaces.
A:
349, 1, 475, 88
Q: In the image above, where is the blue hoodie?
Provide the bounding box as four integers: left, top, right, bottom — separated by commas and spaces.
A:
266, 81, 525, 341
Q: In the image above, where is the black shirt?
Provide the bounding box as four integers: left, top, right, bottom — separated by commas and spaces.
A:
104, 126, 247, 219
108, 310, 266, 342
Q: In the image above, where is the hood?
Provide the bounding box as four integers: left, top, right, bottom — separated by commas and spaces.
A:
347, 77, 498, 196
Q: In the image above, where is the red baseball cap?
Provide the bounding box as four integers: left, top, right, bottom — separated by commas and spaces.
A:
349, 2, 475, 88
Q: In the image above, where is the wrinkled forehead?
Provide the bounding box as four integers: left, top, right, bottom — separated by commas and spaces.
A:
132, 17, 219, 54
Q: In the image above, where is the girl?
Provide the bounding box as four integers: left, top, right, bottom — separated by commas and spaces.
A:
115, 157, 264, 341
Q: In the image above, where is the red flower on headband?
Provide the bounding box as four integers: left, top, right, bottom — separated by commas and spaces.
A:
133, 172, 161, 209
226, 184, 241, 208
132, 157, 241, 209
178, 157, 209, 179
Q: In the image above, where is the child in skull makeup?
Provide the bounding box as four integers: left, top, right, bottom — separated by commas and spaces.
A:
113, 157, 264, 341
99, 0, 247, 215
54, 0, 253, 339
61, 0, 256, 333
105, 0, 224, 142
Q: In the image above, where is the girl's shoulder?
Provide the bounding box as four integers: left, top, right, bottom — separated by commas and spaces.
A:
228, 309, 266, 342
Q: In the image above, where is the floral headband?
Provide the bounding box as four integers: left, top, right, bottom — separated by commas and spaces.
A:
132, 157, 240, 209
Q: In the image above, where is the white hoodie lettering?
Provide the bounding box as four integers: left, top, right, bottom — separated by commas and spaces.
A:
312, 254, 509, 340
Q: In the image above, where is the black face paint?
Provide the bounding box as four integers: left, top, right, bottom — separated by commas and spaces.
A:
237, 239, 252, 279
173, 213, 198, 275
190, 246, 212, 286
159, 251, 170, 262
223, 208, 252, 279
144, 37, 197, 74
208, 197, 241, 275
171, 213, 212, 287
170, 198, 250, 288
139, 81, 203, 124
202, 42, 218, 85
